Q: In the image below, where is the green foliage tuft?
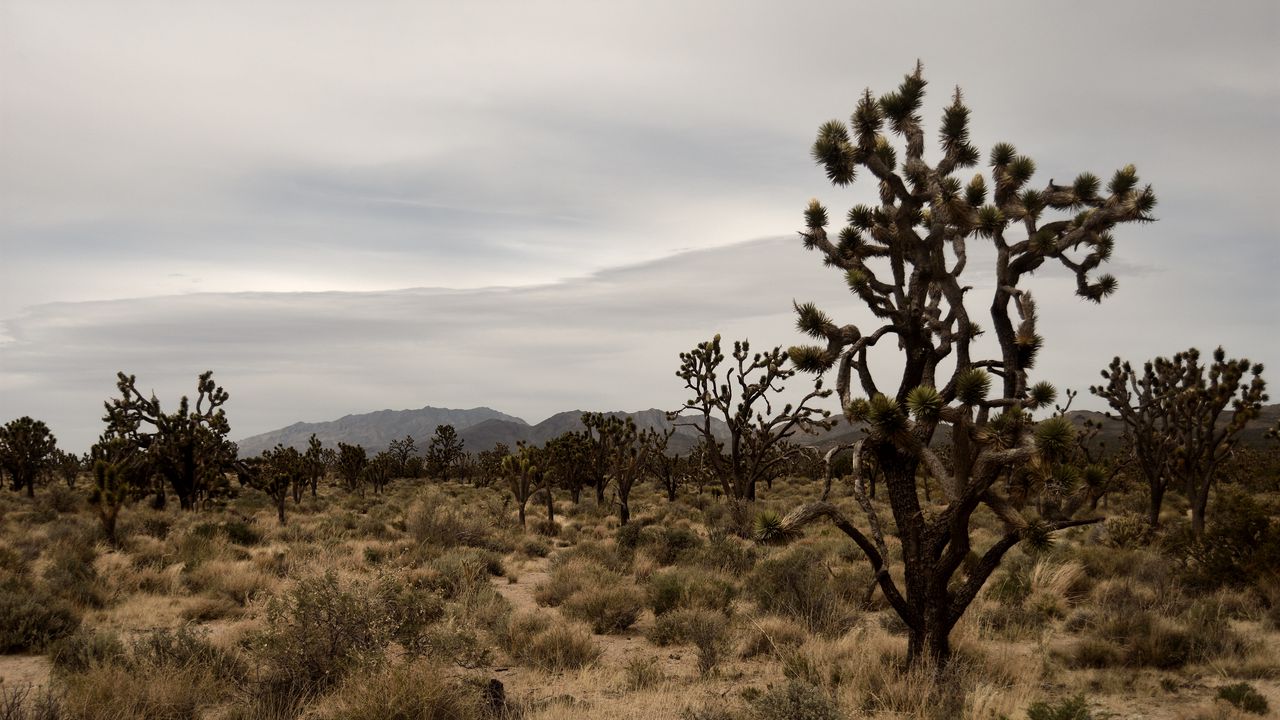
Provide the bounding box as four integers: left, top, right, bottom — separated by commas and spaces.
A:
955, 367, 992, 405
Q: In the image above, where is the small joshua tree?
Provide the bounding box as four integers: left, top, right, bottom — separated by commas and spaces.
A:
581, 412, 621, 504
0, 416, 58, 497
779, 64, 1156, 667
1092, 347, 1266, 536
237, 445, 307, 525
643, 427, 685, 502
335, 442, 368, 495
426, 424, 465, 482
386, 435, 418, 479
671, 335, 833, 500
544, 432, 593, 505
605, 417, 649, 525
91, 460, 131, 545
302, 434, 327, 498
102, 371, 236, 510
502, 445, 543, 529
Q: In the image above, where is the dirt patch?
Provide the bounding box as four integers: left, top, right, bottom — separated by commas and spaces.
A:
0, 654, 52, 690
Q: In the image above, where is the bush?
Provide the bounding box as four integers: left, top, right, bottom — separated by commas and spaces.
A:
407, 503, 504, 551
0, 685, 62, 720
498, 610, 600, 671
747, 546, 855, 635
251, 572, 397, 710
42, 542, 106, 607
49, 628, 126, 674
1026, 694, 1091, 720
1217, 682, 1269, 715
0, 583, 80, 652
740, 616, 808, 658
646, 567, 737, 617
746, 680, 841, 720
563, 585, 644, 634
647, 607, 732, 673
624, 656, 666, 690
534, 558, 626, 607
310, 661, 486, 720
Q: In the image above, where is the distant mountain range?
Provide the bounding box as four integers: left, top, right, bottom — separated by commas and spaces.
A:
235, 405, 730, 457
236, 403, 1280, 458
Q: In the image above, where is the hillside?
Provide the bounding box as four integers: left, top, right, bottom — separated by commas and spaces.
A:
235, 406, 526, 456
239, 403, 1279, 457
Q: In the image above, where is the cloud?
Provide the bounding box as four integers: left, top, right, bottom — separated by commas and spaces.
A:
4, 236, 1276, 453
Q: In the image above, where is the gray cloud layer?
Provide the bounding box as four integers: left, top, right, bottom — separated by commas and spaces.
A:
1, 1, 1277, 450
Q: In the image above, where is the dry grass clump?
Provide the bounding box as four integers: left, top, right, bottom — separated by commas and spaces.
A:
497, 610, 600, 671
645, 566, 737, 617
645, 608, 732, 674
739, 615, 808, 659
182, 559, 277, 606
562, 584, 644, 634
308, 660, 489, 720
746, 545, 856, 636
534, 557, 627, 607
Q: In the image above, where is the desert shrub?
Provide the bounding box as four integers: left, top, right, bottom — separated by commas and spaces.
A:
375, 575, 448, 644
43, 542, 106, 607
557, 539, 630, 573
413, 620, 493, 669
642, 525, 704, 565
746, 680, 840, 720
1026, 694, 1091, 720
497, 610, 600, 671
517, 536, 551, 558
1067, 591, 1245, 669
0, 685, 62, 720
60, 662, 218, 720
696, 530, 759, 574
1217, 682, 1269, 715
747, 546, 855, 635
250, 571, 397, 710
309, 660, 486, 720
563, 584, 644, 634
223, 520, 262, 546
985, 555, 1034, 607
131, 626, 245, 681
419, 547, 504, 600
740, 616, 808, 658
534, 558, 626, 607
180, 596, 241, 622
1176, 489, 1280, 590
647, 606, 731, 673
1102, 512, 1150, 548
408, 502, 505, 551
646, 567, 738, 616
43, 485, 79, 514
49, 628, 126, 674
0, 582, 80, 652
182, 560, 273, 606
139, 515, 172, 539
624, 656, 666, 690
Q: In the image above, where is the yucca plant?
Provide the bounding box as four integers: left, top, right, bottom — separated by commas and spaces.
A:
780, 64, 1155, 668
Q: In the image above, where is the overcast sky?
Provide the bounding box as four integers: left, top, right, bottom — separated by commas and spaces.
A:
2, 0, 1277, 452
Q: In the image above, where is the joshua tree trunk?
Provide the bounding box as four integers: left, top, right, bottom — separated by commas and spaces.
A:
1148, 483, 1165, 529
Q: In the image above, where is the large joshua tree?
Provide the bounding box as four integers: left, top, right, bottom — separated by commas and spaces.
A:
778, 65, 1157, 667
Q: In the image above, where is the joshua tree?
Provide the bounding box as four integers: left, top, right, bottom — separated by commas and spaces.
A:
91, 459, 131, 545
302, 434, 327, 498
671, 335, 833, 500
475, 443, 510, 488
236, 445, 306, 525
426, 424, 465, 482
643, 427, 685, 502
363, 451, 394, 495
605, 417, 649, 525
335, 442, 368, 495
50, 450, 84, 489
777, 65, 1155, 667
502, 445, 543, 529
544, 432, 593, 505
101, 371, 236, 510
0, 416, 59, 497
386, 435, 418, 479
1092, 347, 1266, 536
580, 412, 621, 504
